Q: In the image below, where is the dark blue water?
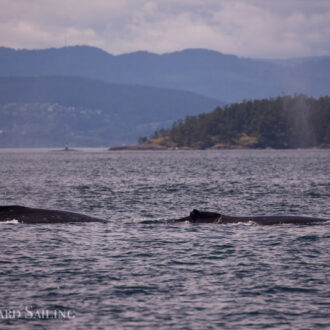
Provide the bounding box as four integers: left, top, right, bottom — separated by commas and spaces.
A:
0, 149, 329, 329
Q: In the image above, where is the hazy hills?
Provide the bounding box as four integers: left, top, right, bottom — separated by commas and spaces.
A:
0, 76, 220, 147
1, 46, 330, 102
0, 45, 329, 147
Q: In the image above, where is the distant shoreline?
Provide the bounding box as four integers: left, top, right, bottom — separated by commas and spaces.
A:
0, 145, 329, 152
108, 144, 330, 151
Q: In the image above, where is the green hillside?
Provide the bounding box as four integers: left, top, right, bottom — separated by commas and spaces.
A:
148, 95, 330, 149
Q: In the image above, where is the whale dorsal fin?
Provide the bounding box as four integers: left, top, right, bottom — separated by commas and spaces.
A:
190, 209, 201, 220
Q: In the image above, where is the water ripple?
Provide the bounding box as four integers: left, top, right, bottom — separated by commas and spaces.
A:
0, 149, 329, 329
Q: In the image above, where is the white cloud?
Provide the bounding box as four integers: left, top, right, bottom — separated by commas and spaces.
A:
0, 0, 329, 58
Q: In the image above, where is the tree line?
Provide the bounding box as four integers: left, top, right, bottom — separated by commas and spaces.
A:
146, 95, 330, 149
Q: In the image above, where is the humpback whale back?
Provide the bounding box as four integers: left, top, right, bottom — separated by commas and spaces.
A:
0, 205, 106, 224
173, 209, 328, 225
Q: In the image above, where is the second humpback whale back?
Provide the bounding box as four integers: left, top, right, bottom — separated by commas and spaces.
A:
173, 209, 328, 225
0, 205, 106, 224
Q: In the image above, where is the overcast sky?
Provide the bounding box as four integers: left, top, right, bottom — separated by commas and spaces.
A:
1, 0, 329, 58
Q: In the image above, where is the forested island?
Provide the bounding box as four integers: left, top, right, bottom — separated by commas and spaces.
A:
138, 95, 330, 149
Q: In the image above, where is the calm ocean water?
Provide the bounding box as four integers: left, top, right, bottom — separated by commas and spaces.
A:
0, 149, 329, 329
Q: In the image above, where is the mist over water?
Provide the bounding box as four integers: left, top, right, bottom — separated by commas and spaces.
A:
0, 149, 329, 329
285, 95, 317, 148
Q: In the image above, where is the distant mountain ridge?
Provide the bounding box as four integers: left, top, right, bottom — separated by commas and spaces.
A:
1, 46, 329, 102
0, 76, 220, 147
1, 46, 329, 147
